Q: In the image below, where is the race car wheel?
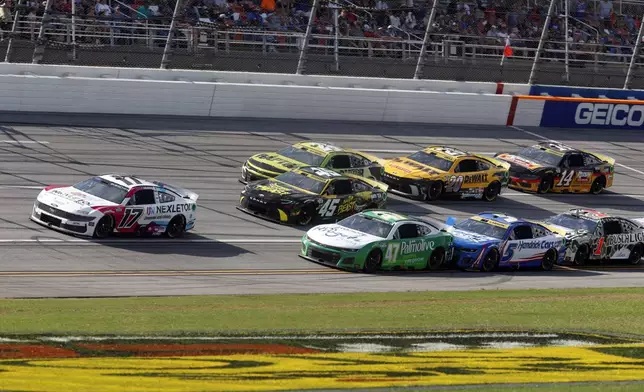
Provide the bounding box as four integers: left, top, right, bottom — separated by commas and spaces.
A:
296, 204, 315, 226
480, 249, 499, 272
537, 175, 554, 194
573, 244, 589, 265
426, 181, 443, 201
628, 244, 644, 265
590, 176, 606, 195
364, 249, 382, 273
541, 249, 557, 271
426, 247, 445, 270
93, 216, 114, 239
166, 215, 186, 238
483, 182, 501, 202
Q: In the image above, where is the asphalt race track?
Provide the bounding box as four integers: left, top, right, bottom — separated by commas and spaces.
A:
0, 114, 643, 298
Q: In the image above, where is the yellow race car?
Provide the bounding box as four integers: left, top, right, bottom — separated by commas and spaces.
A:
241, 142, 384, 184
382, 146, 510, 202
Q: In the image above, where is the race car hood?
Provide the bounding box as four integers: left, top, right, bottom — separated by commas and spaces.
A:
495, 153, 545, 173
246, 152, 307, 175
447, 227, 500, 248
37, 186, 118, 213
244, 179, 316, 202
383, 157, 445, 179
307, 224, 384, 249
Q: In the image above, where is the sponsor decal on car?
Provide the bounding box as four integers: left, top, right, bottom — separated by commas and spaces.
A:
146, 204, 192, 215
51, 189, 92, 206
255, 183, 293, 195
516, 239, 563, 251
606, 232, 644, 246
401, 240, 435, 255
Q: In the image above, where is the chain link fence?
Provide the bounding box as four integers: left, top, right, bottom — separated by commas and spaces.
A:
1, 0, 644, 88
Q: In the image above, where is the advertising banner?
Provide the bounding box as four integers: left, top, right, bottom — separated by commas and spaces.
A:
540, 100, 644, 129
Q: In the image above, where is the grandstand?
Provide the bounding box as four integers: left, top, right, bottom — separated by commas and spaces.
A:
1, 0, 644, 87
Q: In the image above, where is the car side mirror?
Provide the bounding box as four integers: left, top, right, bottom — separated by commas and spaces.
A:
445, 216, 457, 226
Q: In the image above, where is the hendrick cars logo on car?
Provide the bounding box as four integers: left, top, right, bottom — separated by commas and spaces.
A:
516, 239, 563, 251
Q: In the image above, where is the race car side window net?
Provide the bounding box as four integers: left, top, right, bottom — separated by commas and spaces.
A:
566, 154, 585, 168
330, 155, 351, 169
131, 189, 156, 205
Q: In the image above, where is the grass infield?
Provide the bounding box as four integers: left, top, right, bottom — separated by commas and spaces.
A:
1, 287, 644, 336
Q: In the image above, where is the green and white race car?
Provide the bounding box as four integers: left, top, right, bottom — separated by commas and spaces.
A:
300, 210, 454, 272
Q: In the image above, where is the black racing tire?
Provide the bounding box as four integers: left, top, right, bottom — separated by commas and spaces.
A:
93, 215, 114, 239
426, 181, 443, 201
480, 249, 499, 272
537, 174, 554, 194
166, 215, 186, 238
296, 204, 316, 226
541, 248, 557, 271
590, 176, 606, 195
483, 181, 502, 202
628, 243, 644, 265
364, 249, 382, 273
573, 244, 589, 266
426, 247, 445, 271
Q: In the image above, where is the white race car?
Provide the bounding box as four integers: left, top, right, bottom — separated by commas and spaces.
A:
30, 174, 198, 238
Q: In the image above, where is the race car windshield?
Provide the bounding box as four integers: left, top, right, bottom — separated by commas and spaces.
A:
406, 151, 453, 171
278, 146, 325, 166
72, 177, 129, 204
275, 172, 326, 194
454, 219, 507, 240
545, 214, 598, 232
516, 147, 563, 166
337, 215, 393, 238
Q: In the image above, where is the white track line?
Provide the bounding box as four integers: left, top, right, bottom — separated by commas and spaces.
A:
0, 140, 49, 144
0, 186, 45, 190
510, 125, 644, 177
0, 238, 301, 244
361, 149, 495, 155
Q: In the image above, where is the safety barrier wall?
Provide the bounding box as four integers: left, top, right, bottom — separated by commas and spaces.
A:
0, 63, 531, 95
0, 72, 513, 124
0, 64, 641, 129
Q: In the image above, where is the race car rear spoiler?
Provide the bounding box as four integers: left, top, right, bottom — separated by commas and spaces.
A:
631, 218, 644, 227
153, 181, 199, 202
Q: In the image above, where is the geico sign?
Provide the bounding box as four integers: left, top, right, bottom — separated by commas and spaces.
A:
574, 103, 644, 126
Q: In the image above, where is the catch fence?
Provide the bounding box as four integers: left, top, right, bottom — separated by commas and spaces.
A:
1, 0, 644, 88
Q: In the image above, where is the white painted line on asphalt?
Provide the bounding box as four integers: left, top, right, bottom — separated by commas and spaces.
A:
510, 126, 644, 177
0, 238, 302, 244
0, 140, 49, 144
362, 149, 496, 155
0, 185, 44, 190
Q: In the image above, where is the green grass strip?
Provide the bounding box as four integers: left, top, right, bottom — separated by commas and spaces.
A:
1, 287, 643, 336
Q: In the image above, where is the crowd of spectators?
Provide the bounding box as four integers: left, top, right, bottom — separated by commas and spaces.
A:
0, 0, 643, 61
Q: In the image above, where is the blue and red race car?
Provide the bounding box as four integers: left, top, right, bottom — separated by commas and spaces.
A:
445, 212, 566, 272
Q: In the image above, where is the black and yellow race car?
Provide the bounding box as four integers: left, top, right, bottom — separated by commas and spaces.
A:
381, 145, 510, 202
237, 166, 388, 226
240, 142, 384, 183
494, 142, 615, 194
